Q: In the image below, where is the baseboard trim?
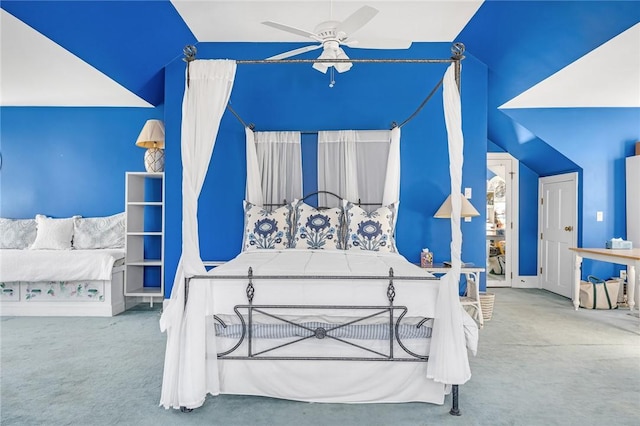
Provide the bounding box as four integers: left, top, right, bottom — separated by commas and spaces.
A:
513, 275, 539, 289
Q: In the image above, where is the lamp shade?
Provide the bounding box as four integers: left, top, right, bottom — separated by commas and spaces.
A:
136, 119, 165, 172
135, 119, 165, 149
434, 193, 480, 218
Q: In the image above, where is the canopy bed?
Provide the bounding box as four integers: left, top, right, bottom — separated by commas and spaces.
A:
159, 44, 476, 416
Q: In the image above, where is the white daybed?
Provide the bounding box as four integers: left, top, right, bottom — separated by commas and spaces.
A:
0, 213, 126, 317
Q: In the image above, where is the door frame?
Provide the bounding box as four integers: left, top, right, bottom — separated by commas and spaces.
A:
537, 172, 578, 295
487, 153, 519, 287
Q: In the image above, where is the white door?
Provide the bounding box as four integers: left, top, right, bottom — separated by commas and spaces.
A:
487, 154, 519, 288
539, 173, 578, 298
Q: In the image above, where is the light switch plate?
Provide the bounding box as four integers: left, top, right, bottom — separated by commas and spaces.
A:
464, 187, 472, 198
596, 211, 604, 222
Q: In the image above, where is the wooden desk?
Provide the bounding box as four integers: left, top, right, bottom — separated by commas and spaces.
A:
568, 248, 640, 311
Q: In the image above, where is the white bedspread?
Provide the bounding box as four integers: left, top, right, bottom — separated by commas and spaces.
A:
163, 249, 476, 409
204, 249, 440, 317
207, 249, 478, 354
0, 249, 125, 282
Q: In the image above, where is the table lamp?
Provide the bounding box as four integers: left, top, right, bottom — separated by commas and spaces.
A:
135, 119, 165, 172
434, 193, 480, 219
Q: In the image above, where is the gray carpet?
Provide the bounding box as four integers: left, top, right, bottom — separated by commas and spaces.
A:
1, 288, 639, 426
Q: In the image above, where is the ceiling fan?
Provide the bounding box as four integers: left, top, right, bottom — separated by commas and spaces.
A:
262, 5, 412, 74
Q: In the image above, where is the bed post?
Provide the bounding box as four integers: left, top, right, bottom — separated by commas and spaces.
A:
451, 42, 465, 91
449, 385, 461, 416
184, 277, 190, 307
448, 41, 465, 417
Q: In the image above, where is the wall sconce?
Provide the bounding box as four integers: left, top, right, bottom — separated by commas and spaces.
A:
135, 119, 165, 172
434, 193, 480, 219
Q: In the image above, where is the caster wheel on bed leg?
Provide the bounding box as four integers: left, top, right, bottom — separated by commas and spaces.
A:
180, 406, 193, 413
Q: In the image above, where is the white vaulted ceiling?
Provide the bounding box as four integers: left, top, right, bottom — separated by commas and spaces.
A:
0, 1, 638, 109
172, 0, 482, 42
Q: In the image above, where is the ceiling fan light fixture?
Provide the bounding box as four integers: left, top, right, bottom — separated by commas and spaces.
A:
262, 5, 409, 74
334, 47, 352, 73
312, 46, 352, 74
312, 62, 330, 73
312, 48, 335, 73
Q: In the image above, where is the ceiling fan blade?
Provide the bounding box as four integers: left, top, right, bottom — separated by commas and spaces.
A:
336, 5, 379, 36
344, 38, 412, 50
262, 21, 319, 41
266, 44, 322, 61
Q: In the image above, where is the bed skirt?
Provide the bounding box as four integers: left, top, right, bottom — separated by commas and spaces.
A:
205, 314, 446, 404
216, 358, 447, 404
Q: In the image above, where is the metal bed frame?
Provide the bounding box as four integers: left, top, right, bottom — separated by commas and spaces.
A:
178, 44, 468, 415
184, 266, 463, 416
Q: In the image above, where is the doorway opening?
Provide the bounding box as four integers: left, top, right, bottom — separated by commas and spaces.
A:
487, 153, 519, 287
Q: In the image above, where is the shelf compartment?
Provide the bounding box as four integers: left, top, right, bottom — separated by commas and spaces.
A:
124, 172, 165, 303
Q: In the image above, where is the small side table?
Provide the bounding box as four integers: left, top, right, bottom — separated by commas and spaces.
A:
420, 263, 486, 328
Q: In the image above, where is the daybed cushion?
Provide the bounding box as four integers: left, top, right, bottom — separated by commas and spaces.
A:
0, 218, 36, 249
242, 201, 292, 251
344, 202, 398, 253
290, 200, 343, 250
73, 212, 125, 249
30, 215, 76, 250
0, 248, 125, 282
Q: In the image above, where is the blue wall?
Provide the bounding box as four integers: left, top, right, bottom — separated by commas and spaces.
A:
163, 42, 488, 298
0, 107, 163, 218
504, 107, 640, 279
518, 162, 539, 276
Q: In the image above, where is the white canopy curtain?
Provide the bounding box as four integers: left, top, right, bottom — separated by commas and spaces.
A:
159, 59, 237, 409
426, 63, 471, 385
317, 129, 400, 210
245, 129, 303, 207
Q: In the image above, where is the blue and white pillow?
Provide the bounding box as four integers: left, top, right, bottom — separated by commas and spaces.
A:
242, 201, 292, 251
290, 200, 343, 250
0, 218, 37, 249
73, 212, 125, 249
344, 202, 397, 253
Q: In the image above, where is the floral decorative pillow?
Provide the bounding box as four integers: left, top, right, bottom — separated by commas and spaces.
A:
73, 212, 125, 249
0, 218, 37, 249
242, 201, 292, 250
290, 200, 343, 250
30, 215, 78, 250
344, 202, 398, 252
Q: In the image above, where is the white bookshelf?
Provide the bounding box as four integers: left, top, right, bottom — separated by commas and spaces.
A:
626, 156, 640, 308
124, 172, 164, 305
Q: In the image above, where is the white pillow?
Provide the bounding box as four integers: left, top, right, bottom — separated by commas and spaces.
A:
242, 201, 292, 251
290, 200, 343, 250
73, 212, 125, 249
0, 218, 37, 249
344, 202, 398, 253
30, 215, 77, 250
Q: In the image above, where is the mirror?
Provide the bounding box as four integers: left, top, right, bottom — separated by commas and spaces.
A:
487, 168, 506, 282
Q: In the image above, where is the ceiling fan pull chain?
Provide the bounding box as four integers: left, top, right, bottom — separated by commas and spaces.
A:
329, 67, 336, 88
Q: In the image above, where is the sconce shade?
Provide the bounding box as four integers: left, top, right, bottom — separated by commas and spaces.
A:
434, 193, 480, 218
136, 119, 165, 172
135, 119, 165, 149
